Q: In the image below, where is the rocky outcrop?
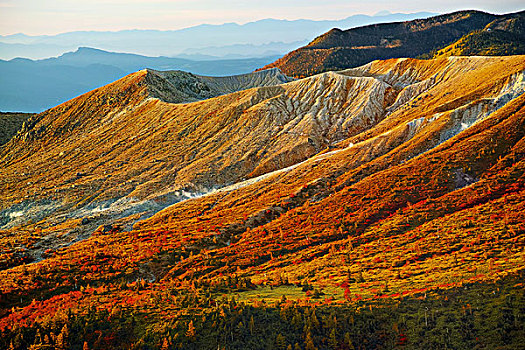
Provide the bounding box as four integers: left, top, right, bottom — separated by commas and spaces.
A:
145, 67, 293, 103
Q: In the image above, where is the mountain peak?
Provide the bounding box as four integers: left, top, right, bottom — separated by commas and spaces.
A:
57, 46, 114, 59
74, 46, 109, 54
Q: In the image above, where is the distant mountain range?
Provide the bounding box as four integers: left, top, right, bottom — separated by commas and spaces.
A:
175, 41, 310, 61
0, 12, 436, 60
0, 48, 280, 112
261, 10, 525, 77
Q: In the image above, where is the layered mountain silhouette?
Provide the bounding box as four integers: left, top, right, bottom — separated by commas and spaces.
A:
262, 10, 525, 77
0, 12, 436, 60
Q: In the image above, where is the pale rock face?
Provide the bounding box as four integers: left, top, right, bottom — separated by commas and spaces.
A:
438, 69, 525, 143
218, 71, 396, 178
337, 57, 525, 163
255, 72, 392, 144
388, 77, 437, 111
145, 67, 293, 103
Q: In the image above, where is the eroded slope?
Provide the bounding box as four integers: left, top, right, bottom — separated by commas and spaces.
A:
0, 56, 524, 266
0, 56, 524, 350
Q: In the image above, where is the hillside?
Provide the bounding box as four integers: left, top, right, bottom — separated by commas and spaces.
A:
261, 10, 524, 77
146, 68, 293, 103
429, 12, 525, 58
0, 56, 524, 349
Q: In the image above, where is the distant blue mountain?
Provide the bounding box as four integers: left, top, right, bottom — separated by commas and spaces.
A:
0, 48, 280, 113
0, 12, 437, 60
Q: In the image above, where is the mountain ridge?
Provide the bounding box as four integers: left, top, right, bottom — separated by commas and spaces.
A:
0, 55, 524, 349
428, 11, 525, 58
1, 55, 523, 261
261, 10, 525, 77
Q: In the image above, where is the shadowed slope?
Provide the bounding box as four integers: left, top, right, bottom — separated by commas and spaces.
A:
0, 112, 33, 146
430, 12, 525, 58
260, 10, 524, 77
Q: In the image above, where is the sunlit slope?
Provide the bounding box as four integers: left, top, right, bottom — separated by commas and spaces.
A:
135, 57, 525, 289
0, 67, 396, 235
0, 56, 524, 268
0, 56, 524, 349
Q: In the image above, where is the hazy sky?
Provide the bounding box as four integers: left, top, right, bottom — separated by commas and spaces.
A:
1, 0, 523, 35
